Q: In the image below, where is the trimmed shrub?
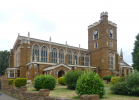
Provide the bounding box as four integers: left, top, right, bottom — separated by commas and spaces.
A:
58, 77, 66, 85
103, 75, 114, 83
8, 79, 15, 85
33, 75, 56, 91
111, 76, 120, 84
64, 70, 83, 90
119, 77, 125, 82
15, 78, 27, 88
110, 81, 129, 95
76, 70, 105, 98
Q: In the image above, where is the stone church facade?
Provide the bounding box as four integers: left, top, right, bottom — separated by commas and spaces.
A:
6, 12, 132, 82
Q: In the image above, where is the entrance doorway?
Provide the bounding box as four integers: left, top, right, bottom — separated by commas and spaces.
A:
58, 70, 65, 78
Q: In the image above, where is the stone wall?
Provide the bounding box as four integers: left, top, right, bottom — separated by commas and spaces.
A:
0, 75, 7, 80
1, 79, 100, 100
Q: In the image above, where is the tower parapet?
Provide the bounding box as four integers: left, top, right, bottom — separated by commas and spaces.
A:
88, 12, 117, 29
100, 11, 108, 18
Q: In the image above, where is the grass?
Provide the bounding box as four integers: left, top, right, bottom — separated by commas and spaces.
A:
102, 89, 139, 100
104, 83, 113, 87
27, 83, 139, 100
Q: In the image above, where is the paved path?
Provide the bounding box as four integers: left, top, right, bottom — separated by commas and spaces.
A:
105, 87, 110, 89
0, 92, 19, 100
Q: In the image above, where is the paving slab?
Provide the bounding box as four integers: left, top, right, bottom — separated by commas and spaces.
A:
0, 92, 19, 100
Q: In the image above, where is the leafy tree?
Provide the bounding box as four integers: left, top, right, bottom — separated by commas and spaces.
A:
132, 33, 139, 71
0, 50, 10, 75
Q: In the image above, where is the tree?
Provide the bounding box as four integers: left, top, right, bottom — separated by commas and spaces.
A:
132, 33, 139, 71
0, 50, 10, 76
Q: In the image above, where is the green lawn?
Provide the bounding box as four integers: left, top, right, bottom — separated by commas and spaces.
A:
27, 83, 139, 100
104, 83, 113, 87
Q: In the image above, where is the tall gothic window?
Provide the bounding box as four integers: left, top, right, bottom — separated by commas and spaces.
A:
85, 54, 89, 66
59, 49, 64, 63
52, 48, 57, 63
18, 52, 20, 67
32, 44, 39, 61
41, 46, 47, 62
108, 52, 114, 69
68, 51, 72, 64
73, 52, 77, 65
93, 29, 98, 40
109, 28, 113, 39
81, 53, 84, 65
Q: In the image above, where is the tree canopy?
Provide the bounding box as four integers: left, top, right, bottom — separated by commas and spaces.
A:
0, 50, 10, 76
132, 33, 139, 71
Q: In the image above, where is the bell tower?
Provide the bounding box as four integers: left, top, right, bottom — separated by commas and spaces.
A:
88, 12, 117, 78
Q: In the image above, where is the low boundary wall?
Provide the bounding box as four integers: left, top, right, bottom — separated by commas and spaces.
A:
1, 79, 100, 100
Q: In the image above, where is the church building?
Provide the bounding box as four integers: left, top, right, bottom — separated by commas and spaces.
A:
6, 12, 132, 82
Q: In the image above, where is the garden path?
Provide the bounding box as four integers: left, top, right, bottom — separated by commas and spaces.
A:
0, 92, 19, 100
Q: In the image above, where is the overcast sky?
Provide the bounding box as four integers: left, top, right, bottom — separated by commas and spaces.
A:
0, 0, 139, 66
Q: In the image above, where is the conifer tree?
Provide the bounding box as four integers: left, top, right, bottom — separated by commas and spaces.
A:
132, 33, 139, 71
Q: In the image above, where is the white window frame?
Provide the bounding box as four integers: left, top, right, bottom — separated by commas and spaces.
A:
9, 70, 15, 78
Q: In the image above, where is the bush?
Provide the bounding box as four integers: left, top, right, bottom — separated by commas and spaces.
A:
111, 76, 120, 84
103, 75, 114, 83
126, 70, 139, 96
8, 79, 15, 85
76, 70, 105, 98
64, 70, 83, 90
111, 70, 139, 96
119, 77, 125, 82
15, 78, 27, 88
58, 77, 66, 85
110, 81, 129, 95
33, 75, 56, 91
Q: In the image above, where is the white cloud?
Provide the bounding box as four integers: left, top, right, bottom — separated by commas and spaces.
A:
0, 0, 139, 66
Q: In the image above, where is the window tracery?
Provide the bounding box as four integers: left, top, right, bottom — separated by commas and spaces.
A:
108, 52, 114, 69
73, 52, 77, 65
81, 53, 84, 65
59, 49, 64, 63
52, 48, 57, 63
85, 54, 89, 66
68, 51, 72, 64
32, 44, 39, 61
41, 46, 47, 62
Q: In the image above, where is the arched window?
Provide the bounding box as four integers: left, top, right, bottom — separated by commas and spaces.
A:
32, 44, 39, 61
81, 53, 84, 65
93, 29, 98, 40
68, 51, 72, 64
59, 49, 64, 63
110, 41, 113, 47
41, 46, 47, 62
73, 52, 77, 65
109, 28, 113, 39
85, 54, 89, 66
52, 48, 57, 63
94, 42, 98, 48
108, 52, 114, 69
